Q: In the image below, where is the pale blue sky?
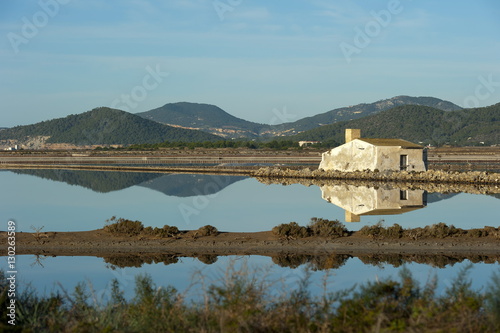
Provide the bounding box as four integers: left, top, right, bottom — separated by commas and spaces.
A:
1, 0, 499, 127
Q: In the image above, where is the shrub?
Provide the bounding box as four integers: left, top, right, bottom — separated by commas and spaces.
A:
152, 225, 181, 238
197, 225, 219, 237
8, 263, 500, 332
308, 217, 349, 238
105, 219, 182, 238
163, 225, 180, 236
360, 222, 406, 240
420, 223, 463, 239
104, 217, 144, 236
272, 222, 309, 239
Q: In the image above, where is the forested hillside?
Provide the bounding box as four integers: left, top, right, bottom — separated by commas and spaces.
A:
137, 102, 266, 138
0, 107, 222, 145
291, 104, 500, 146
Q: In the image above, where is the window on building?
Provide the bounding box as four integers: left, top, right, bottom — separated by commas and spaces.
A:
400, 155, 408, 171
400, 190, 408, 200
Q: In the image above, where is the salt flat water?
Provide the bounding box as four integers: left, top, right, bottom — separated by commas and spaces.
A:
1, 169, 499, 299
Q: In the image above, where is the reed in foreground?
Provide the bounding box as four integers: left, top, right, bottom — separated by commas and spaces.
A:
1, 264, 500, 332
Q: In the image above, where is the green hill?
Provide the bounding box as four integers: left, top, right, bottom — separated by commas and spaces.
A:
0, 107, 222, 145
137, 102, 266, 138
291, 104, 500, 146
137, 97, 461, 138
270, 96, 462, 135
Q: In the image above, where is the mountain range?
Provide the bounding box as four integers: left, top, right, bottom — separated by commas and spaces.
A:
1, 96, 498, 147
137, 102, 265, 138
136, 96, 464, 138
291, 103, 500, 146
11, 169, 246, 197
0, 107, 222, 147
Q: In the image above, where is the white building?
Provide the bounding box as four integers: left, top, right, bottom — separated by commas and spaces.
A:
298, 141, 321, 147
321, 184, 427, 222
319, 129, 427, 172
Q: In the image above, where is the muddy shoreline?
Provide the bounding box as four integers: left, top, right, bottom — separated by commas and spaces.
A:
5, 229, 500, 259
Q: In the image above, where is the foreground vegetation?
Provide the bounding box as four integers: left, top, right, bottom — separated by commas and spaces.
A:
272, 219, 500, 240
0, 107, 221, 145
127, 139, 307, 150
104, 217, 218, 238
103, 217, 500, 241
2, 264, 500, 332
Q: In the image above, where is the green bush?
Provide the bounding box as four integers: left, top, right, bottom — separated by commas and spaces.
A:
4, 264, 500, 332
358, 222, 493, 240
104, 217, 144, 236
308, 217, 349, 238
424, 222, 462, 238
360, 222, 404, 239
105, 218, 182, 238
272, 222, 309, 239
197, 225, 219, 237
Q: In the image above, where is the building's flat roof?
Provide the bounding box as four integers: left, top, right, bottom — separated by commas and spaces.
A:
357, 138, 423, 149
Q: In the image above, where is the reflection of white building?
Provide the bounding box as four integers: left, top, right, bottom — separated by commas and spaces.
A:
321, 184, 427, 222
319, 129, 427, 172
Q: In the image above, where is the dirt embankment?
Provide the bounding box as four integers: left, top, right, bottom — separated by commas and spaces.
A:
253, 168, 500, 185
256, 177, 500, 195
4, 228, 500, 262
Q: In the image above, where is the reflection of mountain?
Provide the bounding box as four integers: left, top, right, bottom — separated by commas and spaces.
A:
138, 174, 246, 197
10, 169, 246, 197
426, 192, 459, 204
11, 169, 162, 193
321, 185, 427, 222
489, 193, 500, 200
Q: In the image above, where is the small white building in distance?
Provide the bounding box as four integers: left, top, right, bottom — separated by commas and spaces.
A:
319, 129, 427, 172
298, 141, 321, 147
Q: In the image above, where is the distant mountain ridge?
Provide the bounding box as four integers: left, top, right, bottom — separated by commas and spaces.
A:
291, 103, 500, 146
271, 96, 462, 135
11, 169, 246, 197
137, 96, 462, 139
2, 96, 492, 148
137, 102, 265, 139
0, 107, 222, 148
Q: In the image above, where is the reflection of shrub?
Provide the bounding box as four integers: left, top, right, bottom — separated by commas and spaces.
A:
197, 225, 219, 237
272, 222, 309, 239
197, 254, 218, 265
104, 217, 144, 236
309, 218, 349, 238
272, 254, 309, 268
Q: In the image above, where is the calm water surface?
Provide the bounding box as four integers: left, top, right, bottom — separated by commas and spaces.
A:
1, 170, 499, 299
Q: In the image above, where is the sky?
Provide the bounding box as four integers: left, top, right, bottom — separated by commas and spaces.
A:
1, 0, 499, 127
